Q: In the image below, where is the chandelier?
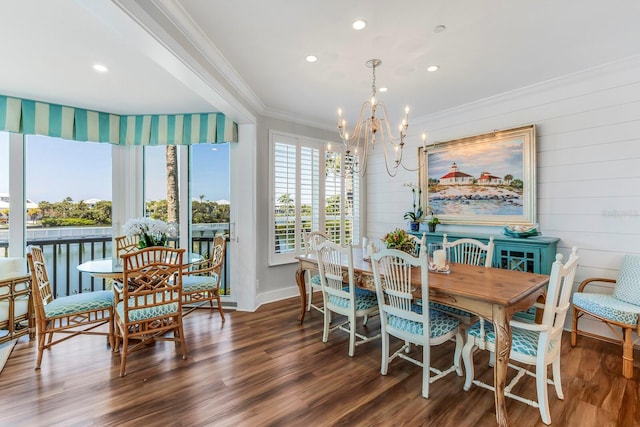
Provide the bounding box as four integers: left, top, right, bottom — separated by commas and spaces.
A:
337, 58, 427, 177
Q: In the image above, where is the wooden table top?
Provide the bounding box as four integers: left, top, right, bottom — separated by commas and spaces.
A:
296, 248, 550, 308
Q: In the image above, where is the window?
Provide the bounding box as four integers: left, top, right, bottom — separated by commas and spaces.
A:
144, 145, 181, 224
269, 131, 360, 265
25, 135, 112, 294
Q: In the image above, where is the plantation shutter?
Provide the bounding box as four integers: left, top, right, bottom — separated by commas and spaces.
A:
269, 131, 360, 265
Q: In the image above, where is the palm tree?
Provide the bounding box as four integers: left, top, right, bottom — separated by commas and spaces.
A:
166, 146, 179, 224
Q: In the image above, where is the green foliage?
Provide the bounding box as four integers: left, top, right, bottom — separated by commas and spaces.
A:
41, 217, 96, 227
382, 228, 416, 253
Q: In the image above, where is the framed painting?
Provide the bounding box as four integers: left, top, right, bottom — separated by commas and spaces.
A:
418, 125, 536, 226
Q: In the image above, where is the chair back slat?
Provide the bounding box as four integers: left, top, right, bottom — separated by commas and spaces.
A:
443, 234, 494, 267
372, 248, 428, 333
316, 241, 352, 300
26, 246, 54, 311
303, 231, 327, 256
120, 247, 184, 319
541, 247, 580, 334
115, 234, 140, 257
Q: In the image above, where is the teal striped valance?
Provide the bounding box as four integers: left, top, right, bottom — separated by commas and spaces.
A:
0, 95, 238, 145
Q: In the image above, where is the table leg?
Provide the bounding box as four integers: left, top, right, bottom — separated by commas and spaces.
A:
492, 304, 511, 427
295, 267, 308, 324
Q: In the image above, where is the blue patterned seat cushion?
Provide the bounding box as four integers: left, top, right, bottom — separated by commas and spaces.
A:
182, 274, 219, 292
387, 307, 461, 338
328, 287, 377, 311
116, 294, 179, 321
44, 290, 113, 318
310, 274, 322, 286
612, 255, 640, 306
467, 320, 540, 357
573, 292, 640, 326
429, 301, 476, 323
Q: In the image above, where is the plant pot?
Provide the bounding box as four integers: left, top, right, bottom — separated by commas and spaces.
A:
409, 222, 420, 232
428, 223, 437, 233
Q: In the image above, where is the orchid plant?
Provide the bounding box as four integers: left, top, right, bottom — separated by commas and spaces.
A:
122, 217, 178, 248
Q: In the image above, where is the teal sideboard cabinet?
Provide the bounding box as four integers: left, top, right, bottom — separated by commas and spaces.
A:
410, 230, 559, 274
410, 230, 559, 322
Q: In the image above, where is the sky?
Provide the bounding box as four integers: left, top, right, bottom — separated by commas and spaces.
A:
428, 138, 524, 180
0, 134, 230, 204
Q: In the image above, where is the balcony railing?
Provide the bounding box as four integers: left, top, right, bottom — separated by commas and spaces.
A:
0, 235, 230, 298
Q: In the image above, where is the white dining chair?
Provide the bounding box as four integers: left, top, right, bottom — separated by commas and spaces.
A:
462, 248, 579, 425
371, 246, 463, 398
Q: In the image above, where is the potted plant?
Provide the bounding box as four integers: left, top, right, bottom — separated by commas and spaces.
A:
382, 228, 416, 254
403, 183, 423, 232
426, 207, 440, 232
403, 209, 423, 232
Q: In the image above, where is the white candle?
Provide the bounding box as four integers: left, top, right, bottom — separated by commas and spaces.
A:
433, 249, 446, 269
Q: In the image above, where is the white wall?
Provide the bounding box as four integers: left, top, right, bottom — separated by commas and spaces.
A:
367, 56, 640, 337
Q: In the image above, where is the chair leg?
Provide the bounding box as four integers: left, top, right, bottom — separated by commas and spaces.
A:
422, 342, 430, 399
570, 307, 579, 347
119, 335, 128, 377
348, 316, 356, 357
322, 307, 331, 343
215, 292, 225, 321
177, 320, 188, 360
536, 359, 552, 425
462, 338, 476, 391
380, 331, 389, 375
622, 327, 634, 379
454, 332, 463, 376
35, 331, 46, 369
552, 355, 564, 399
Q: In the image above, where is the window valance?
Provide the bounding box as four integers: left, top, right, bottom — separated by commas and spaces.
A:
0, 95, 238, 145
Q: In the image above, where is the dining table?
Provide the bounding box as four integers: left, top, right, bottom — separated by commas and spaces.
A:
295, 248, 550, 427
77, 252, 205, 280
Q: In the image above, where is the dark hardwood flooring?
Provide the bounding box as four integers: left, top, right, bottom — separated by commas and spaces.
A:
0, 297, 638, 427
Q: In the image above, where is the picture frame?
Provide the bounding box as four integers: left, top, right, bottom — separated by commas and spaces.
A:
418, 125, 536, 226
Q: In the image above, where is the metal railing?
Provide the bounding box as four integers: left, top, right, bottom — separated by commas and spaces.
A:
0, 235, 230, 297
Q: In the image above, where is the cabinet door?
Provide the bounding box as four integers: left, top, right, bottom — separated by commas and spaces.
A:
494, 245, 541, 273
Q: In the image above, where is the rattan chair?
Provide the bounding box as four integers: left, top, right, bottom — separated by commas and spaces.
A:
113, 247, 187, 377
115, 234, 140, 258
371, 246, 463, 398
182, 234, 226, 320
462, 248, 579, 425
26, 246, 114, 369
0, 258, 34, 344
571, 254, 640, 379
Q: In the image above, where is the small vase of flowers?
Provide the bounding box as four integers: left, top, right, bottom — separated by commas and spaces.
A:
122, 217, 178, 248
382, 228, 416, 254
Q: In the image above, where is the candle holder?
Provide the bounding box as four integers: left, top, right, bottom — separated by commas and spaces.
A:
427, 242, 450, 274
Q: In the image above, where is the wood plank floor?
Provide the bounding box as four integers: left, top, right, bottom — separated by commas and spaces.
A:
0, 297, 638, 427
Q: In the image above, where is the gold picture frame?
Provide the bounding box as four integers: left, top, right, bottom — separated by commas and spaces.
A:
419, 125, 536, 226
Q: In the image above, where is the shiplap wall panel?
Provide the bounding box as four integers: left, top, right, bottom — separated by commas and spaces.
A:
367, 56, 640, 341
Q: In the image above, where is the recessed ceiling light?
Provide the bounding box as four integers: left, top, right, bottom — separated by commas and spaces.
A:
427, 65, 440, 72
434, 25, 446, 33
379, 87, 388, 92
92, 63, 108, 73
352, 19, 367, 30
305, 55, 318, 63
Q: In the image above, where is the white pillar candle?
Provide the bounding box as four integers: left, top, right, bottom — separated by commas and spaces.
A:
433, 249, 446, 269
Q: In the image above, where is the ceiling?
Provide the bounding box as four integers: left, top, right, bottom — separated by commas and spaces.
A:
2, 0, 640, 132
